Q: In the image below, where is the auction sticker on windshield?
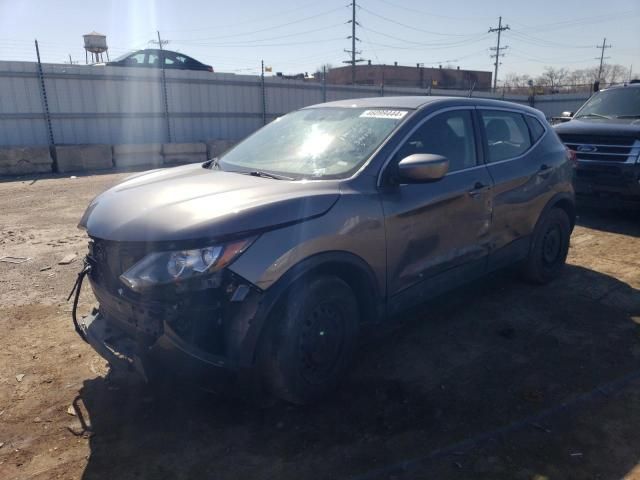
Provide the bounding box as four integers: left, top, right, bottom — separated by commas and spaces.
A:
360, 110, 408, 120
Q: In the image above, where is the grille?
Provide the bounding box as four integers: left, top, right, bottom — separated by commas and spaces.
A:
89, 239, 148, 290
558, 134, 640, 163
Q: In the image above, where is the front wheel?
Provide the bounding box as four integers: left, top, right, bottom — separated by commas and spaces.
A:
522, 207, 571, 284
259, 275, 359, 405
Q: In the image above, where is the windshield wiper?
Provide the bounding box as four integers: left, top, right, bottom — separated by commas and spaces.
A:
244, 170, 293, 180
615, 114, 640, 119
575, 113, 611, 119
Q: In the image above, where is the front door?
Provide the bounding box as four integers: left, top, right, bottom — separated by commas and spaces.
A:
380, 108, 493, 313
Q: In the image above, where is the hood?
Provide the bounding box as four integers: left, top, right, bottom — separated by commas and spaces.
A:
554, 117, 640, 138
80, 163, 340, 243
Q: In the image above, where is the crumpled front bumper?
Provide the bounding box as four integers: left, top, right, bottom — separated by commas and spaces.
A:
77, 308, 239, 390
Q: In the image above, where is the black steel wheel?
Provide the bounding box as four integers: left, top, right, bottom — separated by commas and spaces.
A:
523, 207, 571, 284
259, 275, 359, 405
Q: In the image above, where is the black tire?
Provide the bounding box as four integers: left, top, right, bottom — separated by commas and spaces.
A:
522, 207, 571, 284
259, 275, 359, 405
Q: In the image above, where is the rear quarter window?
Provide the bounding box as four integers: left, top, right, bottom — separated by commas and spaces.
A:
525, 116, 546, 143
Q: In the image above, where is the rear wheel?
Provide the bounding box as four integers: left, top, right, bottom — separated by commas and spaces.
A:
259, 275, 359, 405
522, 207, 571, 284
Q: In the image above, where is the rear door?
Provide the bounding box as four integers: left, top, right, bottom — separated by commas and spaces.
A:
380, 107, 494, 313
477, 108, 554, 269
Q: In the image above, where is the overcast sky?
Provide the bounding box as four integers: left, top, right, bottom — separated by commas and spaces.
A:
0, 0, 638, 82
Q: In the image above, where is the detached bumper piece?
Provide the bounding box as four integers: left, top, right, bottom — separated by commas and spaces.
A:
78, 309, 150, 381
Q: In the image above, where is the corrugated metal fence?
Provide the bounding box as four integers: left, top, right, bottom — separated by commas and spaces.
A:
0, 61, 590, 147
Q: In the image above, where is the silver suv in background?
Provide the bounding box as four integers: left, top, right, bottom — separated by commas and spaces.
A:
555, 82, 640, 206
72, 96, 575, 404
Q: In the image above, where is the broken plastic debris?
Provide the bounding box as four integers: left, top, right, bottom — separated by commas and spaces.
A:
0, 256, 30, 264
58, 254, 77, 265
16, 374, 25, 382
66, 405, 76, 416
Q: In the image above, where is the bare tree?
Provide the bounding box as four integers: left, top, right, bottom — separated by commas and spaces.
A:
502, 73, 533, 92
537, 66, 569, 90
606, 64, 627, 84
567, 68, 589, 86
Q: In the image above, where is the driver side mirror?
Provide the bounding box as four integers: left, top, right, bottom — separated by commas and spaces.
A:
397, 154, 449, 183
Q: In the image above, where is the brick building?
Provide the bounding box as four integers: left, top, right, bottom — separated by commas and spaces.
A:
324, 63, 492, 90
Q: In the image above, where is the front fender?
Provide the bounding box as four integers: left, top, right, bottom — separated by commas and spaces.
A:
230, 251, 383, 369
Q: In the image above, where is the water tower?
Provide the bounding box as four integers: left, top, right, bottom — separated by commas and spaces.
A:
83, 31, 109, 64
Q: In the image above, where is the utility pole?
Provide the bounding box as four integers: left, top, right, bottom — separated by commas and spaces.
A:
343, 0, 363, 85
489, 16, 509, 92
157, 30, 172, 143
322, 65, 327, 102
596, 37, 612, 82
35, 40, 56, 171
261, 60, 267, 125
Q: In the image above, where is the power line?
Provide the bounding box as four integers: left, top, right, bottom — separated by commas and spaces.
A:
360, 26, 488, 48
171, 6, 345, 42
359, 4, 486, 37
369, 0, 495, 21
489, 16, 509, 91
596, 37, 612, 82
511, 10, 638, 34
160, 0, 323, 33
507, 30, 593, 49
507, 49, 599, 64
176, 23, 344, 46
343, 0, 364, 85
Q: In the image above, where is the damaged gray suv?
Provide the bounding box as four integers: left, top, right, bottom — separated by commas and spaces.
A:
73, 96, 575, 404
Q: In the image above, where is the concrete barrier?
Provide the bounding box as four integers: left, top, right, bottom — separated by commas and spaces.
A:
55, 145, 113, 173
113, 144, 163, 168
206, 140, 237, 159
0, 146, 53, 175
162, 142, 207, 165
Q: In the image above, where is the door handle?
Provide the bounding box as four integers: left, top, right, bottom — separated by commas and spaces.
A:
468, 182, 487, 198
538, 164, 552, 178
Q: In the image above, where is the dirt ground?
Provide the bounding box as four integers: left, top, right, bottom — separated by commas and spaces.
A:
0, 170, 639, 480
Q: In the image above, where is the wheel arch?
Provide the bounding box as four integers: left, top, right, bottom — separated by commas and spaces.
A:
240, 251, 384, 367
542, 192, 576, 231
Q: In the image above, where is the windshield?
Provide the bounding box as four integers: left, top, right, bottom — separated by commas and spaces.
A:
111, 50, 137, 62
218, 107, 409, 179
576, 87, 640, 118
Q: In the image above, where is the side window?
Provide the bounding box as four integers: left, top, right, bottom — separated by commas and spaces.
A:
126, 52, 146, 65
525, 115, 546, 143
146, 52, 160, 67
480, 110, 532, 162
395, 110, 476, 172
175, 54, 189, 65
164, 52, 177, 66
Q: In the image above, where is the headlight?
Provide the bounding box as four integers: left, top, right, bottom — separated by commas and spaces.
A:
119, 237, 255, 292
